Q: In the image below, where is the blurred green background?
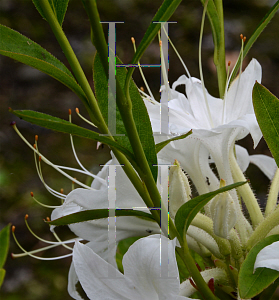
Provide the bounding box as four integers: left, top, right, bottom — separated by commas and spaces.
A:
0, 0, 279, 299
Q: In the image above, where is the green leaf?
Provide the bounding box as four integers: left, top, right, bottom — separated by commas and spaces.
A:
155, 130, 192, 153
174, 181, 247, 240
0, 269, 5, 288
93, 53, 158, 180
253, 82, 279, 167
48, 209, 155, 226
0, 224, 10, 269
10, 109, 135, 163
259, 276, 279, 300
0, 25, 87, 104
230, 1, 279, 83
200, 0, 221, 65
32, 0, 69, 26
239, 235, 279, 299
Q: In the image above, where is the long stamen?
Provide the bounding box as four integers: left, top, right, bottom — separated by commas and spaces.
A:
33, 145, 66, 199
161, 26, 192, 81
132, 37, 155, 100
30, 192, 59, 208
12, 226, 73, 260
159, 39, 170, 91
68, 110, 106, 185
199, 0, 214, 128
222, 61, 231, 124
138, 88, 160, 105
75, 107, 97, 128
11, 123, 94, 190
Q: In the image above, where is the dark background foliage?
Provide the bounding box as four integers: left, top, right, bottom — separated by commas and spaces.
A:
0, 0, 278, 299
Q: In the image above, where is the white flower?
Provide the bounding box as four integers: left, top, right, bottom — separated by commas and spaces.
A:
72, 234, 194, 300
254, 241, 279, 272
145, 59, 262, 193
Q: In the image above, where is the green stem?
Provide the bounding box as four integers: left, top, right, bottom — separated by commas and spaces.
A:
230, 152, 263, 228
214, 0, 226, 98
176, 244, 219, 300
247, 206, 279, 250
265, 168, 279, 216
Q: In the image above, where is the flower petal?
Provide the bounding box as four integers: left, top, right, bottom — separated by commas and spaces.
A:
122, 234, 181, 299
254, 241, 279, 271
250, 154, 277, 180
73, 241, 143, 300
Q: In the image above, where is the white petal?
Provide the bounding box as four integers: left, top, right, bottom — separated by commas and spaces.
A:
225, 58, 262, 122
73, 241, 143, 300
234, 145, 249, 172
122, 234, 181, 299
254, 241, 279, 271
250, 154, 277, 180
68, 263, 83, 300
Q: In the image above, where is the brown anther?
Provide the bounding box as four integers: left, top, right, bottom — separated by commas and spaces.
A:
240, 34, 243, 40
25, 214, 29, 220
11, 253, 15, 259
159, 40, 162, 47
35, 135, 38, 141
229, 265, 234, 270
46, 217, 50, 222
60, 188, 64, 194
131, 37, 135, 43
69, 109, 72, 115
30, 191, 34, 197
243, 36, 246, 42
33, 144, 36, 149
195, 263, 202, 272
10, 121, 16, 126
39, 156, 42, 162
72, 178, 76, 184
208, 278, 215, 294
189, 278, 198, 290
228, 61, 231, 67
140, 87, 144, 92
75, 107, 80, 114
12, 225, 15, 233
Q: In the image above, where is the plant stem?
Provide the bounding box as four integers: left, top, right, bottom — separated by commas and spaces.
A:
176, 244, 219, 300
214, 0, 226, 98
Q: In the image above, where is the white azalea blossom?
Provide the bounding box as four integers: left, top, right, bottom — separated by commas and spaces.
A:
72, 234, 195, 300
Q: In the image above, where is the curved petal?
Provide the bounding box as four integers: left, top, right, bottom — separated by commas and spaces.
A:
254, 241, 279, 271
250, 154, 277, 180
68, 262, 83, 300
122, 234, 181, 299
225, 58, 262, 122
73, 241, 144, 300
235, 145, 250, 172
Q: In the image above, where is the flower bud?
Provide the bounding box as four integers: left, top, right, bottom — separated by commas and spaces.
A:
169, 159, 191, 218
210, 179, 237, 239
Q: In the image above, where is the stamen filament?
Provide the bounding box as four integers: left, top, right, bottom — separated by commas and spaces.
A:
161, 26, 192, 81
131, 37, 155, 100
75, 108, 97, 128
12, 124, 94, 190
138, 88, 160, 105
12, 226, 73, 261
30, 192, 59, 208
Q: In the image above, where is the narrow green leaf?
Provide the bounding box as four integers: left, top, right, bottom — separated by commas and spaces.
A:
0, 25, 87, 103
10, 109, 135, 162
200, 0, 221, 65
174, 182, 246, 240
32, 0, 69, 26
230, 1, 279, 83
93, 53, 158, 180
239, 235, 279, 299
0, 224, 10, 269
48, 209, 155, 226
155, 130, 192, 153
253, 82, 279, 167
0, 269, 6, 288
